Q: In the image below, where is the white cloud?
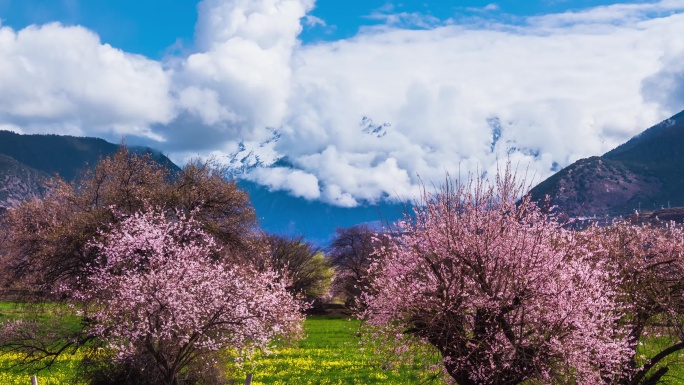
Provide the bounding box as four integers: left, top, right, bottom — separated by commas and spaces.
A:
365, 11, 443, 29
527, 0, 684, 27
248, 167, 320, 200
177, 86, 239, 125
642, 50, 684, 115
303, 14, 326, 28
250, 4, 684, 204
294, 145, 418, 204
2, 0, 684, 206
0, 22, 174, 139
267, 10, 684, 203
466, 3, 500, 13
173, 0, 314, 137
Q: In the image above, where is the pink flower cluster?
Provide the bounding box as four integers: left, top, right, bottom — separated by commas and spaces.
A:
66, 209, 304, 375
362, 174, 631, 384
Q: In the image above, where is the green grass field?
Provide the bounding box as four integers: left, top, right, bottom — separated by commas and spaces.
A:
1, 309, 438, 385
227, 316, 439, 385
4, 302, 684, 384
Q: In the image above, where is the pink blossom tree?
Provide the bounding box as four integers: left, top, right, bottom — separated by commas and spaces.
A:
361, 171, 630, 384
580, 221, 684, 385
66, 209, 305, 385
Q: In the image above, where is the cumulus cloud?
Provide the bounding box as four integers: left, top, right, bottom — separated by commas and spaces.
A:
173, 0, 314, 136
2, 0, 684, 206
0, 22, 174, 139
642, 51, 684, 115
271, 8, 684, 202
248, 167, 320, 200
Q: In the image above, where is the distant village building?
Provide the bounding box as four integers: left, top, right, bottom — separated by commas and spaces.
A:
627, 207, 684, 226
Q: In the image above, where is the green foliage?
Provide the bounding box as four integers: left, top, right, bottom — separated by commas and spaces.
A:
306, 253, 334, 297
262, 234, 334, 298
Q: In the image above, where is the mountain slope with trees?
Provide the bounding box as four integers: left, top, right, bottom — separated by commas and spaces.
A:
0, 130, 179, 182
0, 154, 51, 211
0, 130, 180, 212
0, 130, 403, 243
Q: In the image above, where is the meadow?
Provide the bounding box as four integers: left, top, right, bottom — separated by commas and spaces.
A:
227, 315, 440, 385
0, 306, 440, 385
4, 303, 684, 384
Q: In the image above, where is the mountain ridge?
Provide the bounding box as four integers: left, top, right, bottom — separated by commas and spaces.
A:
0, 130, 181, 182
0, 153, 51, 209
0, 130, 403, 244
529, 109, 684, 217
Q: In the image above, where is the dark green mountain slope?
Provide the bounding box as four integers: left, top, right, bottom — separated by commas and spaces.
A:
0, 131, 179, 181
0, 131, 402, 244
0, 130, 180, 211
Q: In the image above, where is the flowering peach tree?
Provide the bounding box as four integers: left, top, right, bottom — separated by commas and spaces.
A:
361, 173, 631, 384
581, 221, 684, 384
67, 209, 305, 385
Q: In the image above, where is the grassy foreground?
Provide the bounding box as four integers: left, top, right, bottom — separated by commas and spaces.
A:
228, 315, 436, 384
0, 311, 436, 385
4, 303, 684, 384
0, 353, 81, 385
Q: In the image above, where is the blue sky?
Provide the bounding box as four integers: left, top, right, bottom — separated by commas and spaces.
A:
0, 0, 654, 58
0, 0, 198, 58
0, 0, 683, 206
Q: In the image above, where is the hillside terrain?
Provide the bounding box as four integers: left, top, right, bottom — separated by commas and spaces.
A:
0, 131, 179, 210
0, 131, 179, 182
0, 154, 50, 209
3, 105, 684, 238
0, 131, 402, 243
529, 109, 684, 217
